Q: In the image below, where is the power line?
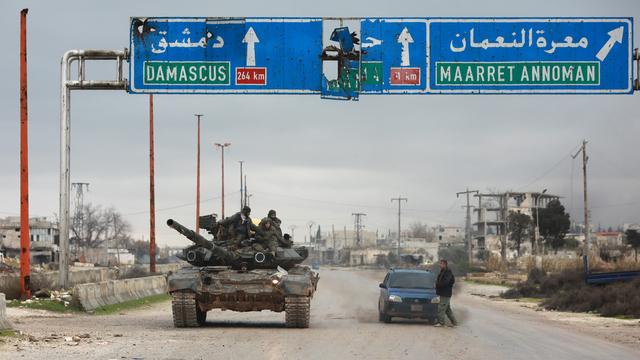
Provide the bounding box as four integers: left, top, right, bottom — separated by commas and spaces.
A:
515, 144, 582, 191
123, 190, 240, 216
254, 190, 461, 214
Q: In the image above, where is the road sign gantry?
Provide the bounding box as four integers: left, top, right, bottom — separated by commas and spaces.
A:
129, 17, 634, 96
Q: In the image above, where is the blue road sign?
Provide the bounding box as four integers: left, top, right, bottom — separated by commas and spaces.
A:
129, 17, 322, 94
429, 18, 633, 94
129, 17, 634, 95
360, 18, 428, 93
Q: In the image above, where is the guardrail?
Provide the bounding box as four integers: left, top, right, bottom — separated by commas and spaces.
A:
583, 255, 640, 285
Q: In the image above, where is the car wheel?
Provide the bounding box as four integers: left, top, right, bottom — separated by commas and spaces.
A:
378, 311, 386, 322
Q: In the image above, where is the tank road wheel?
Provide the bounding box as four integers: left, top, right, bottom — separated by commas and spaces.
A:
285, 296, 311, 328
171, 291, 204, 328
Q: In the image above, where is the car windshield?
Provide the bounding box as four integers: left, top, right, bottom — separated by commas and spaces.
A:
388, 272, 435, 289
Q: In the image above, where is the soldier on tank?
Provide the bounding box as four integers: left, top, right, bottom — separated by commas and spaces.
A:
261, 209, 284, 243
280, 233, 294, 248
217, 206, 258, 249
254, 219, 279, 256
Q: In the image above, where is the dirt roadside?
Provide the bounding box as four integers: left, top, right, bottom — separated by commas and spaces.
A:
462, 281, 640, 350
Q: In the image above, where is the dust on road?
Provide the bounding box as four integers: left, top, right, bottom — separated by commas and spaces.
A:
2, 267, 639, 360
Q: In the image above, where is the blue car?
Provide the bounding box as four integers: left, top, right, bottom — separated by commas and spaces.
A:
378, 268, 440, 323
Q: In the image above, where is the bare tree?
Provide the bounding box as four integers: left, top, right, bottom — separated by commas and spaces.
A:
70, 203, 132, 249
409, 221, 434, 241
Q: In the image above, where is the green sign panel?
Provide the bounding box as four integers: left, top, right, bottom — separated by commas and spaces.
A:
144, 61, 231, 85
361, 62, 383, 86
326, 62, 384, 92
435, 62, 599, 86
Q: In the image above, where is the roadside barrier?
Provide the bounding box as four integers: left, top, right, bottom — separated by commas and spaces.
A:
73, 275, 167, 311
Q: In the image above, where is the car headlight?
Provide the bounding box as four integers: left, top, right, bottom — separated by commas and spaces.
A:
388, 295, 403, 303
431, 296, 440, 304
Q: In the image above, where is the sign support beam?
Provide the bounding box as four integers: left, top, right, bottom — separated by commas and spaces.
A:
59, 49, 128, 289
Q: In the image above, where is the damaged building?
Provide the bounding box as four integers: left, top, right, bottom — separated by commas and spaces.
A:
0, 216, 59, 264
473, 192, 559, 258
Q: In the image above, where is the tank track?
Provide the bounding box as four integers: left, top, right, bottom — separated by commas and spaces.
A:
285, 296, 310, 328
171, 291, 206, 327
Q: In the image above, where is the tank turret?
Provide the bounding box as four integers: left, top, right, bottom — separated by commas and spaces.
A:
167, 219, 308, 270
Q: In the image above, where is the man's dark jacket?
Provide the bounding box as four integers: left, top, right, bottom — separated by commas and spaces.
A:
218, 212, 257, 238
436, 267, 455, 298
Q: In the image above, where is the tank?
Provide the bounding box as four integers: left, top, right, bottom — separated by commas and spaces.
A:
166, 218, 320, 328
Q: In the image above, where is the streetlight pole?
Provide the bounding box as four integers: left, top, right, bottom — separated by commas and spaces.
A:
215, 142, 231, 218
194, 114, 203, 234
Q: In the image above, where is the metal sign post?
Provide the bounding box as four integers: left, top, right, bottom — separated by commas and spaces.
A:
59, 49, 128, 289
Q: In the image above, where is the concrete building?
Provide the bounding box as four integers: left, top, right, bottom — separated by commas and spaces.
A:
594, 232, 624, 247
433, 225, 464, 245
473, 192, 559, 258
0, 216, 58, 264
348, 248, 390, 266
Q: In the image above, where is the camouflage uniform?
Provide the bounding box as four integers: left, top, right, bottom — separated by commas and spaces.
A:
255, 219, 279, 255
265, 210, 287, 247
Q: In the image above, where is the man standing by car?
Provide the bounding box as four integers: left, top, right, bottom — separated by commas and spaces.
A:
435, 259, 458, 327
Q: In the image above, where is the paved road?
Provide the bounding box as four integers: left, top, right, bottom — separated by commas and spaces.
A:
2, 268, 639, 359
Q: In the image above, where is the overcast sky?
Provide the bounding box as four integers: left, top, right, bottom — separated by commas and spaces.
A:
1, 0, 639, 247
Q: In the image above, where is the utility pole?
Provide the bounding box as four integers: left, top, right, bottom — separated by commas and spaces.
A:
457, 189, 479, 265
194, 114, 203, 234
391, 196, 408, 256
215, 142, 231, 218
113, 213, 120, 265
534, 189, 548, 257
149, 95, 156, 272
71, 182, 89, 259
332, 224, 336, 249
244, 175, 248, 207
572, 140, 589, 256
352, 213, 366, 246
19, 8, 30, 300
289, 225, 297, 240
343, 226, 347, 248
332, 224, 336, 263
239, 161, 244, 209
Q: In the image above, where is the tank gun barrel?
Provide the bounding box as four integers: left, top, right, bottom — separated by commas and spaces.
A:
166, 219, 213, 250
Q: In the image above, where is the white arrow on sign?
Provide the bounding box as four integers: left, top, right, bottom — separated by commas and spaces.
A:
397, 27, 414, 67
596, 26, 624, 62
243, 27, 260, 67
362, 37, 382, 49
